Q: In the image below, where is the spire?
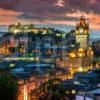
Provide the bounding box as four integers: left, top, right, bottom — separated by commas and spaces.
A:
80, 15, 86, 25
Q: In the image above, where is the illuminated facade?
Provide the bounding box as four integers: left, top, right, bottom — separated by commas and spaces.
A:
69, 16, 94, 72
69, 47, 93, 70
18, 76, 46, 100
8, 23, 52, 34
56, 16, 94, 74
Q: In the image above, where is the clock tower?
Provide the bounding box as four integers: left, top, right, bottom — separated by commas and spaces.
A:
75, 15, 89, 49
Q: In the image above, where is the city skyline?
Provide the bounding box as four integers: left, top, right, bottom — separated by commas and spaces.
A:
0, 3, 99, 99
0, 0, 99, 30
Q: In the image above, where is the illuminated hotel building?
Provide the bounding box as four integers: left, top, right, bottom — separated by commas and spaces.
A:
69, 16, 94, 72
56, 16, 94, 73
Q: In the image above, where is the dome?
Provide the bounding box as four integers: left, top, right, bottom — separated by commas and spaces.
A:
88, 47, 92, 50
87, 47, 94, 56
78, 52, 85, 57
78, 48, 85, 52
78, 48, 85, 57
69, 52, 77, 58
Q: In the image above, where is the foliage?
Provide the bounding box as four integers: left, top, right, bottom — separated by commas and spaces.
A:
0, 71, 18, 100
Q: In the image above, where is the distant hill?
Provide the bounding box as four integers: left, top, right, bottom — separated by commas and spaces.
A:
0, 25, 8, 32
0, 24, 99, 41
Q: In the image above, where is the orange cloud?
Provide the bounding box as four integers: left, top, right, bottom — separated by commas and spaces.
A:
54, 0, 65, 7
66, 11, 100, 29
0, 8, 22, 25
0, 8, 99, 30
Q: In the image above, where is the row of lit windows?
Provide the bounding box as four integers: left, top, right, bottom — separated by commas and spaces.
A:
1, 57, 39, 61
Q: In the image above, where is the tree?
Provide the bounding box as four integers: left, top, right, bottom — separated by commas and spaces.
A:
0, 74, 18, 100
51, 90, 61, 100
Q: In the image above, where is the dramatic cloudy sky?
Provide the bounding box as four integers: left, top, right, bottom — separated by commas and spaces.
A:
0, 0, 100, 30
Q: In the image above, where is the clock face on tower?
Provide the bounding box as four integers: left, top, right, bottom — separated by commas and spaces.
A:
79, 28, 84, 34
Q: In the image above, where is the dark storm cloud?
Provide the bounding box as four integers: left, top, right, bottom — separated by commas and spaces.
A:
0, 0, 99, 22
18, 13, 79, 21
